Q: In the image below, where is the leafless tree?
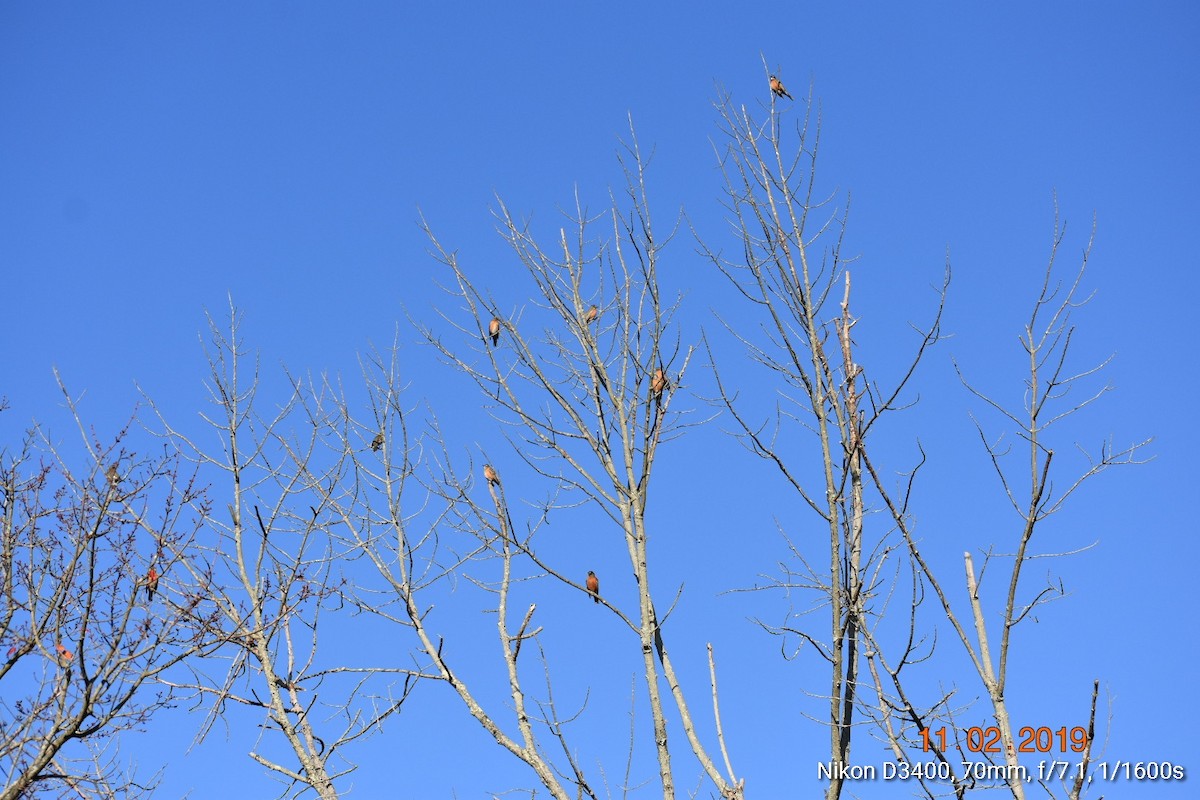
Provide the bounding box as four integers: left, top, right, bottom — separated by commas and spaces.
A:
0, 378, 209, 799
371, 123, 745, 799
703, 69, 1146, 799
701, 76, 950, 798
146, 304, 428, 800
307, 340, 598, 800
873, 213, 1150, 799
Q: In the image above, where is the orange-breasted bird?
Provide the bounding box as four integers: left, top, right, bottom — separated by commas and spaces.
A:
55, 642, 73, 665
769, 75, 794, 100
146, 566, 159, 600
651, 368, 668, 397
586, 571, 600, 604
488, 316, 502, 346
484, 464, 500, 486
371, 432, 384, 452
584, 305, 598, 324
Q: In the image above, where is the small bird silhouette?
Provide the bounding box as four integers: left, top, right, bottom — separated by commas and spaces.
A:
584, 305, 598, 324
146, 567, 159, 600
488, 316, 502, 346
586, 571, 600, 604
106, 463, 120, 485
55, 642, 73, 665
371, 432, 384, 452
769, 75, 794, 100
484, 464, 500, 486
651, 368, 668, 397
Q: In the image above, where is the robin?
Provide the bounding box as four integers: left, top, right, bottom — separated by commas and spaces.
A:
371, 432, 384, 452
584, 305, 598, 324
488, 316, 502, 346
146, 566, 159, 600
651, 368, 668, 397
484, 464, 500, 486
769, 75, 794, 100
106, 463, 120, 485
55, 642, 73, 665
586, 571, 600, 604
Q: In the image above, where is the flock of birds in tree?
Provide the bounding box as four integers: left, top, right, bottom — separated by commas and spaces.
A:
464, 71, 796, 606
19, 73, 790, 674
470, 282, 700, 609
34, 75, 789, 670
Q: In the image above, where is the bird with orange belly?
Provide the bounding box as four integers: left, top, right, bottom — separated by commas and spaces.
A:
769, 75, 794, 100
55, 642, 73, 666
651, 368, 668, 398
586, 571, 600, 604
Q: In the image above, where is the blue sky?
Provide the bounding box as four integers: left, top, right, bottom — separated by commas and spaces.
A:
2, 3, 1197, 798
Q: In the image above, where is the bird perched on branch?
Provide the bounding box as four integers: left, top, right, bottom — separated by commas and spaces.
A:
769, 75, 794, 100
484, 464, 500, 486
106, 463, 120, 485
651, 368, 669, 398
371, 432, 384, 452
146, 567, 159, 600
488, 316, 502, 346
584, 305, 598, 324
586, 571, 600, 604
55, 642, 73, 666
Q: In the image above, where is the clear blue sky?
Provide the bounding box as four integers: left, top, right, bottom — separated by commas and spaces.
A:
2, 3, 1197, 797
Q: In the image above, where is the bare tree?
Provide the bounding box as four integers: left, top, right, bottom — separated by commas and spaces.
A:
377, 124, 745, 799
240, 324, 616, 799
313, 345, 596, 800
700, 73, 949, 799
147, 304, 426, 799
871, 212, 1150, 799
0, 379, 209, 799
704, 70, 1146, 799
